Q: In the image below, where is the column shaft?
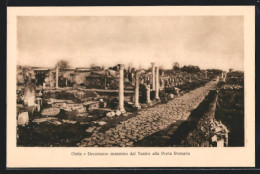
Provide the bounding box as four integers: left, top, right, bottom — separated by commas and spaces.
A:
134, 72, 140, 107
118, 65, 125, 113
146, 84, 151, 104
155, 66, 160, 99
151, 63, 155, 90
56, 67, 59, 89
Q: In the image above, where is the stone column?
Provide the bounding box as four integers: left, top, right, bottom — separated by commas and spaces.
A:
151, 62, 155, 91
146, 84, 151, 104
56, 67, 59, 89
134, 71, 141, 109
205, 71, 208, 79
155, 66, 160, 100
118, 64, 126, 113
36, 98, 41, 112
223, 73, 226, 82
49, 71, 54, 88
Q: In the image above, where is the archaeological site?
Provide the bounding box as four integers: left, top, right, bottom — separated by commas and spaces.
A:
16, 63, 244, 147
15, 16, 245, 148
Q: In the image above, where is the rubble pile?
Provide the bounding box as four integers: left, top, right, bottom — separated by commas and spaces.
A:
221, 84, 243, 90
209, 119, 229, 147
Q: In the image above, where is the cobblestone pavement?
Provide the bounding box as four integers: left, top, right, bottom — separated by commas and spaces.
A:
80, 80, 218, 147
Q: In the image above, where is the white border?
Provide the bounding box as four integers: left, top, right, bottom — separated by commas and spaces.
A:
7, 6, 255, 167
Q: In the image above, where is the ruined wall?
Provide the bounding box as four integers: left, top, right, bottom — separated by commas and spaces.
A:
72, 72, 91, 85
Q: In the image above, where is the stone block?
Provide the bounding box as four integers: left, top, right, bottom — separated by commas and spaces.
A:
106, 111, 116, 118
17, 112, 29, 126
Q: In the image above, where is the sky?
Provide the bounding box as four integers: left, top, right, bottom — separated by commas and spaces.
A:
17, 16, 244, 71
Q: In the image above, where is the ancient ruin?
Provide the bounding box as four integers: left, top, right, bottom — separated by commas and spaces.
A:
16, 61, 244, 148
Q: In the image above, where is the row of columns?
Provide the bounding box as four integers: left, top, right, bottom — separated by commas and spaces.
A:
118, 63, 160, 112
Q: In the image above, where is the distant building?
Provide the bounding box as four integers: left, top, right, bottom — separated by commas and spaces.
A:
70, 68, 92, 85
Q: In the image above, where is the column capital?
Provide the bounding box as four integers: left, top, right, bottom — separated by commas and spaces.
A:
118, 64, 125, 70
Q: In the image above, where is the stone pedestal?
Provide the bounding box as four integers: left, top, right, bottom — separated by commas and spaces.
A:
118, 64, 126, 113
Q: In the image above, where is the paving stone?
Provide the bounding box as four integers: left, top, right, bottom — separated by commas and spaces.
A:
79, 80, 217, 147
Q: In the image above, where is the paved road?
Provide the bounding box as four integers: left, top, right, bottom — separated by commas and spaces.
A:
80, 80, 218, 147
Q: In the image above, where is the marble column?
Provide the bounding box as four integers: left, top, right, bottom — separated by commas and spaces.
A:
134, 71, 141, 109
155, 66, 160, 100
56, 67, 59, 89
118, 64, 126, 113
151, 62, 155, 90
146, 84, 151, 104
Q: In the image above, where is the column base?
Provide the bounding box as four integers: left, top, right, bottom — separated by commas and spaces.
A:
147, 102, 152, 106
133, 104, 141, 110
119, 108, 126, 114
155, 98, 161, 102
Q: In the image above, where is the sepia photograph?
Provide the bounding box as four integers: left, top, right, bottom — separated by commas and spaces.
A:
7, 6, 255, 167
16, 15, 244, 148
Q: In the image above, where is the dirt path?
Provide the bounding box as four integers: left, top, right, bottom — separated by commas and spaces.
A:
80, 80, 218, 147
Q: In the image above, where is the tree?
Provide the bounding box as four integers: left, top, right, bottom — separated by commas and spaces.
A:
172, 62, 180, 70
181, 65, 200, 73
55, 60, 70, 70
